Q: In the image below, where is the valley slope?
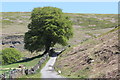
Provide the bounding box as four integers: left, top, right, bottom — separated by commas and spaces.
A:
55, 27, 120, 78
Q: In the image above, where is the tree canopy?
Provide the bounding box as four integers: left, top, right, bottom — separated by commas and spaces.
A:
24, 7, 73, 54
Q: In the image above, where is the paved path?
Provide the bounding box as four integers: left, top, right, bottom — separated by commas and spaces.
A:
41, 52, 63, 78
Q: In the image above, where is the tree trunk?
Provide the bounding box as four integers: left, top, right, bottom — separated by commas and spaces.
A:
42, 45, 50, 56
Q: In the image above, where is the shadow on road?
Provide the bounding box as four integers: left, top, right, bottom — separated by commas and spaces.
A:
49, 52, 59, 57
49, 48, 64, 57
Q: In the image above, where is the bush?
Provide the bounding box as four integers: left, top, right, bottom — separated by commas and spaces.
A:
2, 48, 22, 65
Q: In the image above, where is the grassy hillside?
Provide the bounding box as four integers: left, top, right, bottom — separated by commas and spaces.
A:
55, 27, 119, 78
66, 13, 117, 29
1, 12, 117, 50
1, 12, 30, 35
1, 12, 117, 35
1, 12, 118, 77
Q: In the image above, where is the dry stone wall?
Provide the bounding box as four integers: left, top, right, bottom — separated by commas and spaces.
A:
0, 53, 49, 79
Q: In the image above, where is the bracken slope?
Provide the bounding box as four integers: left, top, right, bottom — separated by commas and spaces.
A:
55, 27, 120, 78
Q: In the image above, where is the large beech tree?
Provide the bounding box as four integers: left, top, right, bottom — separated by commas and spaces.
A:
24, 7, 73, 54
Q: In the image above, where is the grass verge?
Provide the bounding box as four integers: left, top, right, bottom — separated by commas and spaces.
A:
19, 57, 50, 78
0, 54, 44, 74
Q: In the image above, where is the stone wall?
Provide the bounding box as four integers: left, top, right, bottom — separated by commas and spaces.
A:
0, 53, 49, 79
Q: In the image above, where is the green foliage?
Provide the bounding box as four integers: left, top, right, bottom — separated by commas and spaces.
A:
2, 48, 22, 65
24, 7, 73, 53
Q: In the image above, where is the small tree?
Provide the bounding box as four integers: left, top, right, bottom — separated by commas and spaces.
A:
24, 7, 73, 54
2, 48, 22, 65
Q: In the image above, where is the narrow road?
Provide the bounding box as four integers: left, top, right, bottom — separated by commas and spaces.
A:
41, 52, 63, 78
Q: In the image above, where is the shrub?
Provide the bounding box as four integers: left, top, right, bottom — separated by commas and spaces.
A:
2, 48, 22, 65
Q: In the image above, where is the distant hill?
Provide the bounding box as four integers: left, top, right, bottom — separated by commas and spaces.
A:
1, 12, 117, 34
55, 27, 120, 78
